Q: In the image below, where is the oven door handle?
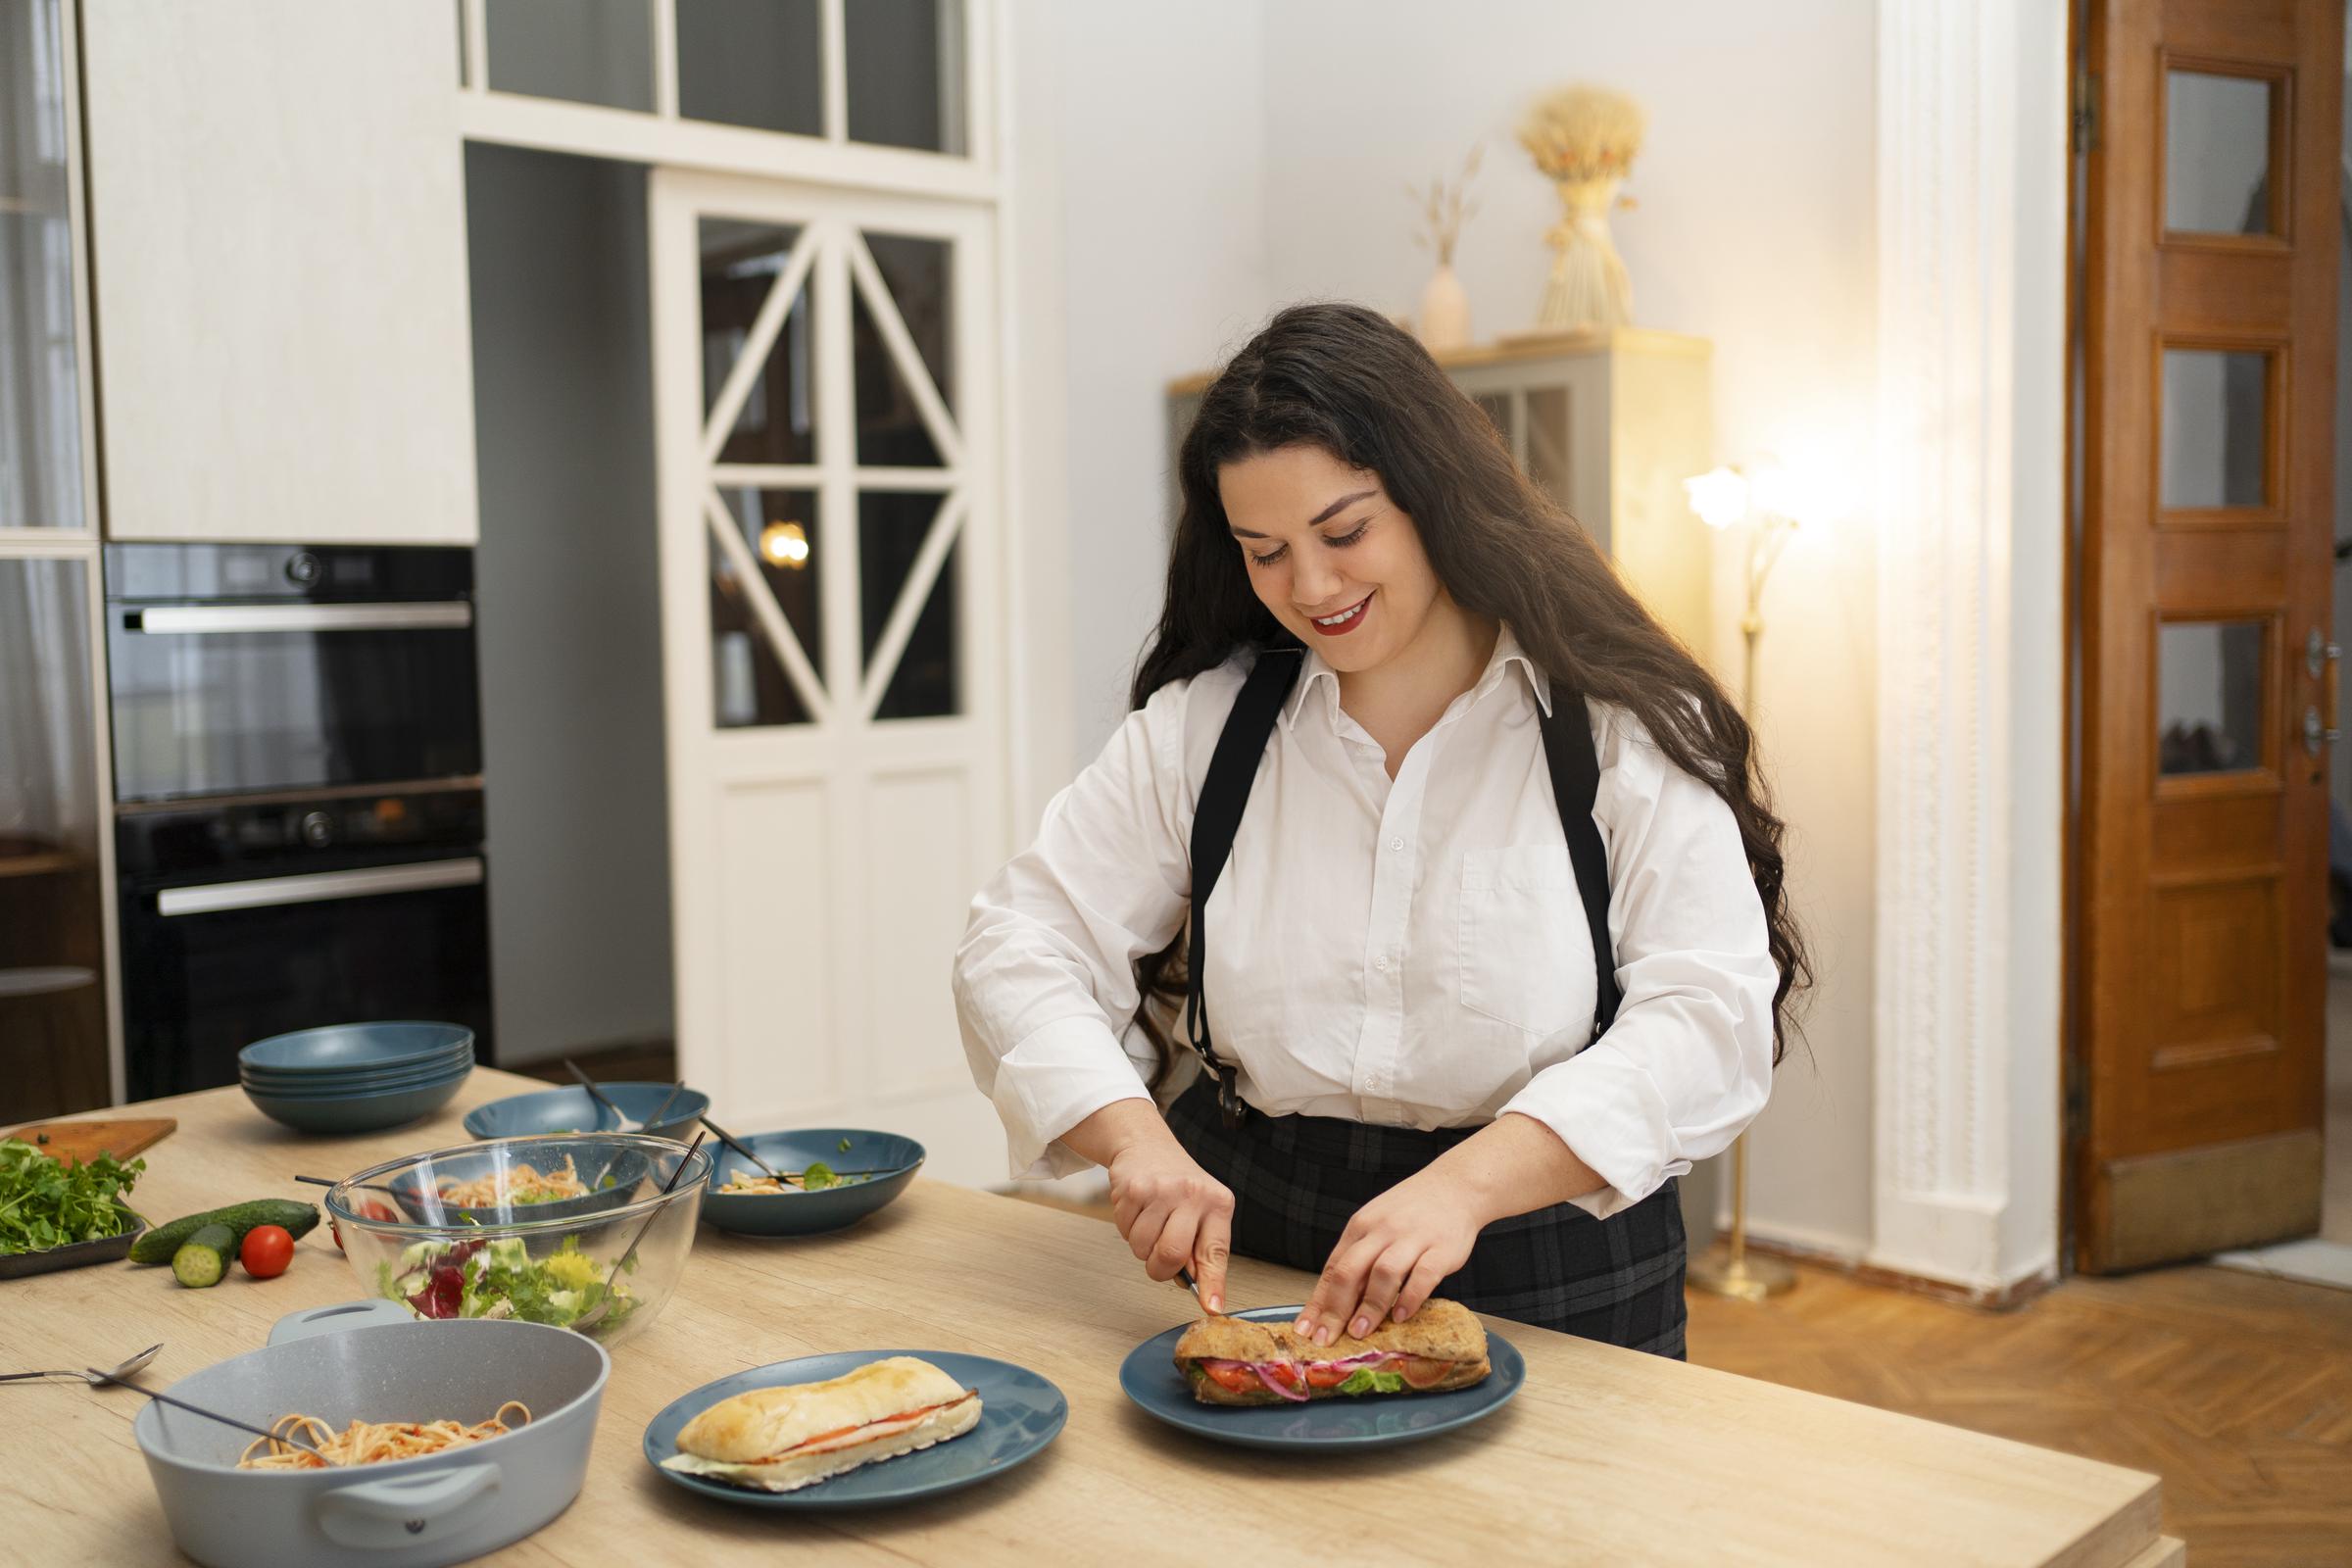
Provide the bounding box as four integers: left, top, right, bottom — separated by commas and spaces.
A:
155, 858, 484, 917
126, 604, 473, 634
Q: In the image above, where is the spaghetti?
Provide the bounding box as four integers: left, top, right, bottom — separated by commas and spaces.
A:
235, 1401, 533, 1470
436, 1155, 588, 1207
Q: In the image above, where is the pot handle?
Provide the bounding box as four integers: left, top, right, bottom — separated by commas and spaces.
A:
315, 1462, 503, 1549
267, 1298, 417, 1346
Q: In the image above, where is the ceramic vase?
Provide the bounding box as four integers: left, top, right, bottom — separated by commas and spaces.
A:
1417, 261, 1471, 352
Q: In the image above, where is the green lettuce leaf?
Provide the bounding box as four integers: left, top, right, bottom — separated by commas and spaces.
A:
1336, 1368, 1405, 1396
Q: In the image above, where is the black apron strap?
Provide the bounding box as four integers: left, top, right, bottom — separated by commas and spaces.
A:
1185, 648, 1302, 1125
1185, 652, 1621, 1131
1538, 690, 1623, 1040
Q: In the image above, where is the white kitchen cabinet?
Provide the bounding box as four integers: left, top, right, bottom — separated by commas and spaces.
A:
79, 2, 478, 544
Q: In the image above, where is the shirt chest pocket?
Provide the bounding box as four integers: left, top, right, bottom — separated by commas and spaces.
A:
1456, 845, 1593, 1038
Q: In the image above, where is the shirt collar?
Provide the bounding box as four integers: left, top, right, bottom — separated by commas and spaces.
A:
1276, 620, 1552, 732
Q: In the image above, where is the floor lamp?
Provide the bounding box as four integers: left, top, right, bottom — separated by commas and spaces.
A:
1681, 464, 1796, 1302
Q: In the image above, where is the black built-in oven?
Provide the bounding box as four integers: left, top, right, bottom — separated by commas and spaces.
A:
106, 543, 480, 804
115, 789, 494, 1101
104, 544, 494, 1096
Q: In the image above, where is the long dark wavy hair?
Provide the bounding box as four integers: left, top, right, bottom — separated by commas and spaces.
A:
1129, 301, 1810, 1088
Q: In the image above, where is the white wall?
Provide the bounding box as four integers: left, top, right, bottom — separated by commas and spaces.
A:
1024, 0, 1882, 1252
466, 143, 675, 1066
1045, 1, 1271, 756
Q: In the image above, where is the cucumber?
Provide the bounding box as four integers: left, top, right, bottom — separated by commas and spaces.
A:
128, 1200, 319, 1266
172, 1223, 234, 1288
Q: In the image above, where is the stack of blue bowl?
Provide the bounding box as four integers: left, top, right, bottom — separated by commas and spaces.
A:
238, 1023, 475, 1135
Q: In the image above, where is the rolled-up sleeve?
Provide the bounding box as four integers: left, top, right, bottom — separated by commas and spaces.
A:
954, 680, 1197, 1179
1498, 708, 1778, 1219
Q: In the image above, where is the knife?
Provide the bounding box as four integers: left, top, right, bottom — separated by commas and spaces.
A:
1177, 1265, 1223, 1313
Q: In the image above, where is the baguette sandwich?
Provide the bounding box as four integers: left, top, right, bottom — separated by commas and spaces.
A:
660, 1355, 982, 1492
1173, 1298, 1491, 1405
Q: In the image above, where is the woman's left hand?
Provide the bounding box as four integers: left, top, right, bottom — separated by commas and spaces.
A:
1296, 1165, 1486, 1345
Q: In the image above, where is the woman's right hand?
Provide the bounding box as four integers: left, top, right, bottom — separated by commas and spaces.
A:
1063, 1100, 1235, 1312
1107, 1136, 1235, 1311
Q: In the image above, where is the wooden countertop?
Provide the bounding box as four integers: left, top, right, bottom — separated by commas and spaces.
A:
0, 1071, 2178, 1567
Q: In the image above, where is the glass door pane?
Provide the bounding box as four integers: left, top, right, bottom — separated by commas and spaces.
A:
2159, 618, 2268, 776
677, 0, 823, 137
846, 0, 966, 154
2165, 70, 2275, 236
484, 0, 655, 111
0, 0, 86, 531
0, 557, 110, 1115
2160, 347, 2270, 510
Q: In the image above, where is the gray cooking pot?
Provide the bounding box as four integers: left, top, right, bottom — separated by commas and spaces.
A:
133, 1312, 609, 1568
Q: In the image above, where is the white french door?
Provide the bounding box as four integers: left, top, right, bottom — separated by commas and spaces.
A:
650, 170, 1008, 1184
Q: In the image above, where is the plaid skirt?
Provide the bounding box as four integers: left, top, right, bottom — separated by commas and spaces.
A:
1168, 1077, 1687, 1358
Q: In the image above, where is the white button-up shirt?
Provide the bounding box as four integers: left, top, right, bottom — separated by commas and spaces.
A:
954, 625, 1777, 1219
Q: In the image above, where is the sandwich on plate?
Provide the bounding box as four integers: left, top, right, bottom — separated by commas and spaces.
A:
1173, 1298, 1491, 1405
660, 1355, 982, 1491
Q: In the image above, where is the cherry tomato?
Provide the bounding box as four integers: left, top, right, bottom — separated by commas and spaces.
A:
332, 1200, 398, 1253
239, 1224, 294, 1279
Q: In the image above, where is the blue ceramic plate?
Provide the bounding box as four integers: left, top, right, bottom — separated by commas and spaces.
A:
700, 1129, 923, 1238
1117, 1305, 1526, 1450
643, 1349, 1065, 1508
241, 1073, 468, 1134
462, 1083, 710, 1146
239, 1045, 470, 1086
237, 1058, 472, 1099
239, 1022, 475, 1074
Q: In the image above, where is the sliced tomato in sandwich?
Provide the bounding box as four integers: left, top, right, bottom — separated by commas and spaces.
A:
1395, 1355, 1459, 1390
1301, 1362, 1357, 1389
1200, 1362, 1261, 1396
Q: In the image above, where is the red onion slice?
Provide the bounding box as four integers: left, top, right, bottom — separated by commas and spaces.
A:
1252, 1361, 1309, 1402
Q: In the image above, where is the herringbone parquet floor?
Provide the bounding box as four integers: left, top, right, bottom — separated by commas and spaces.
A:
1687, 1263, 2352, 1567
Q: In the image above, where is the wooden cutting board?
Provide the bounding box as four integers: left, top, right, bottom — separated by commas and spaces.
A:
2, 1117, 176, 1166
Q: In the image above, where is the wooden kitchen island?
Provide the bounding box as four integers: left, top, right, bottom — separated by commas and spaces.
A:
1, 1070, 2180, 1566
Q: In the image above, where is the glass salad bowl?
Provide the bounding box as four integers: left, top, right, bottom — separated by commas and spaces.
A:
326, 1134, 711, 1349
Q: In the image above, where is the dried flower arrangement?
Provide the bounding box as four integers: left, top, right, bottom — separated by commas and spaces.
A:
1517, 83, 1646, 185
1517, 83, 1647, 333
1405, 143, 1483, 267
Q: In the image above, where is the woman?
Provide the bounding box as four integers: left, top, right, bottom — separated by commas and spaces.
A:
955, 302, 1805, 1358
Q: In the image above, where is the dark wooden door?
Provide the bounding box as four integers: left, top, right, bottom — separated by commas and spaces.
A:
2076, 0, 2341, 1270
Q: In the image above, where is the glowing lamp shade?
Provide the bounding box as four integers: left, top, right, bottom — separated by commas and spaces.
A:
760, 519, 810, 568
1684, 466, 1750, 531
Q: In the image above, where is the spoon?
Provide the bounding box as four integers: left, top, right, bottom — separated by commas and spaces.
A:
0, 1342, 164, 1386
696, 1115, 791, 1183
81, 1364, 332, 1463
564, 1059, 640, 1132
570, 1131, 706, 1338
644, 1080, 688, 1128
294, 1173, 400, 1199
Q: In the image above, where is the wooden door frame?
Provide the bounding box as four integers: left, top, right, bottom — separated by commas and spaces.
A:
2065, 0, 2341, 1273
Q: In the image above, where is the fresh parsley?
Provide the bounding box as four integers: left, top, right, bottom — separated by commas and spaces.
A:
0, 1138, 144, 1255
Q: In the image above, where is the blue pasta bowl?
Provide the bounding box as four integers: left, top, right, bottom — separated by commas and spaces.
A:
699, 1128, 924, 1237
464, 1083, 710, 1146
